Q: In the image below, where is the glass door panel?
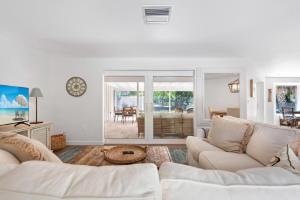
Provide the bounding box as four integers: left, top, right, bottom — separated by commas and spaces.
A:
152, 75, 194, 139
104, 76, 145, 139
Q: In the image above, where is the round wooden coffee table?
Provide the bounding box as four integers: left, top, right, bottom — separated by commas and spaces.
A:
103, 145, 147, 164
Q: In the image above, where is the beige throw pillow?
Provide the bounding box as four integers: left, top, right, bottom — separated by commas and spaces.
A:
0, 134, 62, 163
207, 117, 250, 153
246, 123, 298, 165
0, 131, 16, 139
223, 116, 255, 152
269, 141, 300, 174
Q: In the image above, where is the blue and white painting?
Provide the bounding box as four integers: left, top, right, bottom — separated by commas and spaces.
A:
0, 85, 29, 125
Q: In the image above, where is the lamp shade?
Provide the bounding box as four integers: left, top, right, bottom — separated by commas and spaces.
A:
30, 88, 43, 97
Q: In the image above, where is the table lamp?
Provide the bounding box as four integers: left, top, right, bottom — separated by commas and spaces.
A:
30, 88, 43, 124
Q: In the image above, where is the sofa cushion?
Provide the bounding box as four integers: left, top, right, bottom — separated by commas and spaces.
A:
0, 161, 160, 200
246, 123, 300, 165
0, 149, 20, 164
223, 116, 255, 152
198, 151, 263, 171
160, 179, 300, 200
159, 162, 300, 200
207, 117, 250, 153
0, 134, 62, 163
186, 136, 223, 162
159, 162, 300, 186
0, 164, 18, 177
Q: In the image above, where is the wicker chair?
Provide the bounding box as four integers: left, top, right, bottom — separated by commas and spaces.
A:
137, 113, 193, 138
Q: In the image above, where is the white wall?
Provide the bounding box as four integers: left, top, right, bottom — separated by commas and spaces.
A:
37, 56, 249, 144
4, 36, 300, 144
0, 37, 103, 144
246, 56, 300, 123
0, 41, 251, 144
204, 75, 240, 118
41, 58, 103, 145
0, 36, 54, 122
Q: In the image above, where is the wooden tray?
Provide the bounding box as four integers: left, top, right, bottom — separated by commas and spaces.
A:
103, 145, 147, 164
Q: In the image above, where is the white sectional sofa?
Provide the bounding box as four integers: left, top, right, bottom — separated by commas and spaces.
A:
0, 160, 300, 200
187, 117, 300, 171
1, 117, 300, 200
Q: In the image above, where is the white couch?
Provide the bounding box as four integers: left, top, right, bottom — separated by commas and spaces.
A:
187, 118, 300, 171
1, 119, 300, 200
159, 162, 300, 200
0, 159, 300, 200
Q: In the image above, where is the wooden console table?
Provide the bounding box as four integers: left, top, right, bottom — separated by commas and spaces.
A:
0, 122, 52, 149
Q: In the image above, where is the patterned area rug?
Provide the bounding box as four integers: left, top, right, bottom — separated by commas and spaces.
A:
56, 145, 187, 167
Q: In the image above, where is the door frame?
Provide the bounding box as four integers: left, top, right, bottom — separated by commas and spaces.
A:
103, 70, 197, 144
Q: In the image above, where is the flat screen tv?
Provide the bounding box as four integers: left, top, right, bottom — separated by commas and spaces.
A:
0, 85, 29, 126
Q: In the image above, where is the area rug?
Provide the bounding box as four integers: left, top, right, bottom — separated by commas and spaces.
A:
57, 145, 173, 168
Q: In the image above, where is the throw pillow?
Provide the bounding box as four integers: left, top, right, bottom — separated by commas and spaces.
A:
223, 116, 255, 152
207, 117, 250, 153
0, 131, 16, 139
290, 140, 300, 159
0, 134, 62, 163
246, 123, 298, 166
269, 141, 300, 174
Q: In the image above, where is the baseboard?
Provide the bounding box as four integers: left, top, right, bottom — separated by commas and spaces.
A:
67, 140, 104, 145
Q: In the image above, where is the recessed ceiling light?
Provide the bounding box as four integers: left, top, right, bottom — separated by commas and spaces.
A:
143, 6, 171, 24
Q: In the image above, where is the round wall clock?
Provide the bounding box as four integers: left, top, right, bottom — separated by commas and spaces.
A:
66, 77, 87, 97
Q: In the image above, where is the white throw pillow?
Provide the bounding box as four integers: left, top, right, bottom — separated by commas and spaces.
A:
207, 117, 250, 153
269, 142, 300, 174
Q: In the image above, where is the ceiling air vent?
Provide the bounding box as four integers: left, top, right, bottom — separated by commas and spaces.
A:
143, 6, 171, 24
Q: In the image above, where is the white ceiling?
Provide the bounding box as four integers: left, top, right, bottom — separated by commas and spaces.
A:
1, 0, 300, 60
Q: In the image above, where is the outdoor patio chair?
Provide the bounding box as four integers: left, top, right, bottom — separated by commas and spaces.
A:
122, 107, 134, 124
113, 107, 123, 122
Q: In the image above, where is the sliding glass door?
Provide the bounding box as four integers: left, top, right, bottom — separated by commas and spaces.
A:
104, 76, 145, 139
152, 72, 194, 139
103, 70, 195, 143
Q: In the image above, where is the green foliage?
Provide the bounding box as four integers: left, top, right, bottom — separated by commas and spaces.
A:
153, 91, 193, 109
116, 90, 193, 110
